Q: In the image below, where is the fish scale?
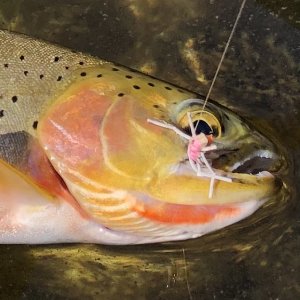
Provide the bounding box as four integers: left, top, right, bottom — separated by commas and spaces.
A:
0, 30, 102, 135
0, 30, 187, 137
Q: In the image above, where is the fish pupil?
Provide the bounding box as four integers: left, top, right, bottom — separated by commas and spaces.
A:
194, 120, 213, 135
183, 120, 213, 136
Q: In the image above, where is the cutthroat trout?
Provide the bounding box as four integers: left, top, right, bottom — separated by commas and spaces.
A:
0, 30, 280, 244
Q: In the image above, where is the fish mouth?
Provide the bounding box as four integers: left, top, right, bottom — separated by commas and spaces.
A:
172, 98, 282, 185
210, 148, 278, 177
175, 144, 280, 185
163, 143, 282, 208
226, 150, 275, 175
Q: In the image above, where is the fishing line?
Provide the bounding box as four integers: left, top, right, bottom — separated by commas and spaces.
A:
148, 1, 247, 198
196, 0, 247, 129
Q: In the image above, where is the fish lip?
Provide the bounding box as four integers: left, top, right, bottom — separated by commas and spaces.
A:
206, 141, 281, 177
172, 160, 274, 182
173, 144, 280, 184
225, 149, 276, 173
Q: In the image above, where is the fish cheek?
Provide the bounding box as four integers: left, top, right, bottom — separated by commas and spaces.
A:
100, 96, 185, 180
37, 86, 113, 183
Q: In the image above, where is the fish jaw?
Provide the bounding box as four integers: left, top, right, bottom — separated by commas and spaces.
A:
0, 159, 146, 244
0, 157, 264, 244
35, 67, 278, 242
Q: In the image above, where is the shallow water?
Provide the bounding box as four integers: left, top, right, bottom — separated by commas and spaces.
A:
0, 0, 299, 299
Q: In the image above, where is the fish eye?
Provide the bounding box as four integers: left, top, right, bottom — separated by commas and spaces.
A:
178, 110, 222, 138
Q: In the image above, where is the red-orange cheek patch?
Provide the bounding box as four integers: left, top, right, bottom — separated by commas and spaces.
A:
38, 89, 113, 170
24, 139, 89, 218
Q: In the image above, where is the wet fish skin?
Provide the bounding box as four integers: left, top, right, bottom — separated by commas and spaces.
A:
0, 30, 277, 244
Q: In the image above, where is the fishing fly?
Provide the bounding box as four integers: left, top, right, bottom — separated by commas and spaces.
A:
147, 0, 247, 198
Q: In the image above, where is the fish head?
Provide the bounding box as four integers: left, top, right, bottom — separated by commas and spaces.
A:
37, 65, 282, 243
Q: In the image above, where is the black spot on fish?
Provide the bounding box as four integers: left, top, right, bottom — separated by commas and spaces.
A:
172, 102, 177, 104
4, 63, 8, 68
112, 67, 119, 71
57, 76, 62, 81
148, 83, 155, 87
54, 56, 60, 62
153, 104, 160, 109
133, 85, 140, 90
65, 66, 69, 70
80, 72, 87, 77
0, 110, 4, 117
165, 86, 172, 90
19, 55, 25, 61
118, 93, 124, 97
32, 121, 38, 129
11, 96, 18, 103
97, 74, 102, 78
79, 61, 84, 65
126, 75, 133, 79
40, 74, 44, 79
24, 71, 28, 76
177, 89, 184, 93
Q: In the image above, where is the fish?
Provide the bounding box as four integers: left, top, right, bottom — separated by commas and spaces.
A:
0, 29, 282, 244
